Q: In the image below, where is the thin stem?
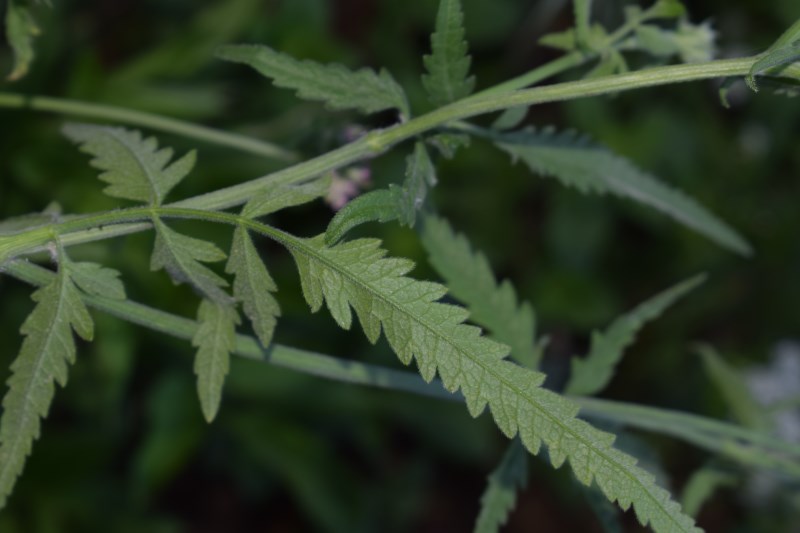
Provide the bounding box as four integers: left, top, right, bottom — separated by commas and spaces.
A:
0, 92, 298, 162
1, 56, 759, 262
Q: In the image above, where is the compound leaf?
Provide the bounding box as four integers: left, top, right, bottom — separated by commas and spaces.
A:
0, 261, 93, 509
421, 214, 540, 368
285, 233, 699, 533
474, 438, 528, 533
150, 218, 231, 305
493, 127, 750, 255
66, 262, 126, 300
216, 44, 409, 118
192, 299, 240, 422
62, 123, 197, 205
566, 275, 705, 397
242, 175, 330, 219
226, 227, 280, 347
422, 0, 475, 106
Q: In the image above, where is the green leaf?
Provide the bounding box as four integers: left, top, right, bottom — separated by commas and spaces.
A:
680, 466, 736, 517
0, 261, 93, 509
216, 44, 409, 118
192, 299, 240, 422
573, 0, 593, 51
66, 262, 127, 300
242, 175, 330, 219
645, 0, 686, 19
4, 1, 40, 81
493, 127, 750, 255
420, 214, 540, 368
325, 189, 403, 245
286, 233, 699, 533
696, 344, 772, 431
746, 42, 800, 91
426, 132, 471, 159
0, 203, 61, 235
63, 123, 197, 205
635, 20, 716, 64
473, 438, 528, 533
150, 218, 231, 305
392, 142, 436, 227
422, 0, 475, 106
226, 227, 280, 347
565, 275, 705, 397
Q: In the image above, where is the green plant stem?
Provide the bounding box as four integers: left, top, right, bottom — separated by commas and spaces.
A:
3, 255, 797, 477
0, 92, 298, 162
0, 56, 759, 263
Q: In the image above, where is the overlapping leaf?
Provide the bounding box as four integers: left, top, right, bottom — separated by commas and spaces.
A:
284, 233, 699, 533
216, 44, 409, 117
192, 299, 240, 422
242, 176, 330, 219
474, 438, 528, 533
493, 127, 750, 255
325, 142, 435, 242
422, 0, 475, 106
746, 18, 800, 91
421, 214, 540, 368
63, 123, 196, 205
0, 262, 93, 508
150, 219, 231, 305
565, 275, 704, 397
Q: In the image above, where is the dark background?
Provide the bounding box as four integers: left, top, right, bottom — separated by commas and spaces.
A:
0, 0, 798, 531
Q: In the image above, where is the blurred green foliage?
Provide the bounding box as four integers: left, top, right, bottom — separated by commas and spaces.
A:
0, 0, 798, 531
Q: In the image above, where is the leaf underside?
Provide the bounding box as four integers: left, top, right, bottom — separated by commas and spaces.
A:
493, 127, 751, 255
226, 227, 280, 347
216, 44, 409, 117
421, 214, 540, 368
566, 274, 705, 397
0, 264, 93, 508
192, 299, 240, 422
422, 0, 475, 106
286, 233, 699, 533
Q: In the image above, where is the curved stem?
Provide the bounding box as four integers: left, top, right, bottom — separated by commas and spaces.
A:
1, 55, 759, 260
0, 92, 298, 162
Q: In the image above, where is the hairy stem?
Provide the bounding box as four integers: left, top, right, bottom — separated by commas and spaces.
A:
1, 56, 758, 261
0, 92, 298, 162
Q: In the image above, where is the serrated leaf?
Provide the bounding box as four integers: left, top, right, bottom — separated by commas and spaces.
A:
422, 0, 475, 106
0, 263, 93, 509
325, 189, 403, 245
285, 233, 699, 533
392, 142, 436, 227
242, 175, 330, 219
696, 344, 771, 431
216, 44, 409, 117
226, 227, 280, 347
62, 123, 197, 205
5, 1, 40, 81
421, 214, 540, 368
192, 299, 240, 422
66, 262, 126, 300
474, 438, 528, 533
493, 127, 750, 255
565, 275, 705, 397
150, 218, 231, 305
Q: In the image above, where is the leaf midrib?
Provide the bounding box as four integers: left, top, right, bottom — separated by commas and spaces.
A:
283, 235, 690, 532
